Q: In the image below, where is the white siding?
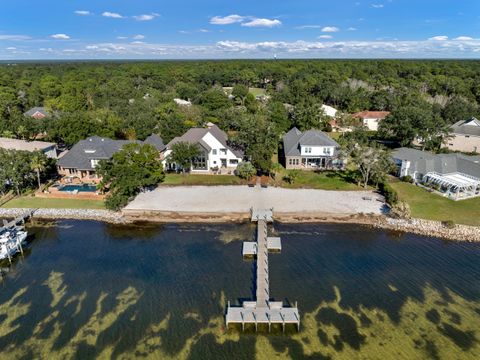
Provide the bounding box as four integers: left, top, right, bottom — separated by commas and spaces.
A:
363, 118, 380, 131
300, 145, 335, 156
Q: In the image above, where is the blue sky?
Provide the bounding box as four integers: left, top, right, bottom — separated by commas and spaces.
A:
0, 0, 479, 59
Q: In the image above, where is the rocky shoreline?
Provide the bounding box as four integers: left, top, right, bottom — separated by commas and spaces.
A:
1, 208, 479, 242
0, 208, 125, 224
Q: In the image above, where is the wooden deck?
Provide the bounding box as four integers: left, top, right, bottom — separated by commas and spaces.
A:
1, 209, 35, 233
226, 209, 300, 332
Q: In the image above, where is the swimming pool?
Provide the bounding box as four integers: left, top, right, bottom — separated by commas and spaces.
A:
58, 184, 97, 192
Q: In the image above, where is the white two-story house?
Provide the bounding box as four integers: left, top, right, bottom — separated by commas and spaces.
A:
283, 127, 342, 170
162, 123, 243, 173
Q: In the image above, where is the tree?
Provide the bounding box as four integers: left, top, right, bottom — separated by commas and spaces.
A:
349, 144, 393, 188
292, 97, 329, 131
236, 161, 256, 180
169, 142, 200, 174
231, 84, 249, 105
97, 143, 165, 210
30, 151, 48, 190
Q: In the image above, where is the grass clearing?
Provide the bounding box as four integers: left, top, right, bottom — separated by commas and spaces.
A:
1, 197, 105, 210
390, 181, 480, 226
278, 170, 362, 191
163, 174, 246, 186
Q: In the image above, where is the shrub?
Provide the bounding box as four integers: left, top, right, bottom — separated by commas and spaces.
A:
283, 169, 300, 184
401, 175, 414, 183
236, 161, 256, 180
378, 181, 398, 206
442, 220, 456, 229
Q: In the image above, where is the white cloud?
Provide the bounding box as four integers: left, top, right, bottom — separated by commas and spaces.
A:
133, 34, 145, 40
75, 10, 91, 16
117, 36, 128, 40
242, 18, 281, 28
199, 29, 210, 33
371, 4, 384, 8
133, 13, 159, 21
0, 34, 31, 41
454, 36, 473, 41
102, 12, 124, 19
348, 27, 358, 31
321, 26, 340, 33
295, 25, 323, 29
50, 34, 70, 40
429, 35, 448, 41
318, 35, 333, 39
210, 15, 245, 25
6, 47, 16, 50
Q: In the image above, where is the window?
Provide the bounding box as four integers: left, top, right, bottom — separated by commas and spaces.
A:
305, 147, 312, 154
220, 149, 227, 155
295, 159, 299, 165
229, 159, 238, 164
212, 149, 217, 155
323, 148, 331, 155
192, 153, 207, 170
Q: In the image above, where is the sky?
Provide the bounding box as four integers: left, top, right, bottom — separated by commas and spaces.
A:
0, 0, 479, 59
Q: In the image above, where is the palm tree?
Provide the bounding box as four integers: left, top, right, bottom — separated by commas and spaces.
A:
30, 152, 47, 190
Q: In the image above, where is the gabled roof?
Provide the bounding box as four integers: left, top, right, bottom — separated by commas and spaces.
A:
352, 111, 390, 119
24, 107, 49, 117
166, 123, 242, 158
57, 134, 164, 171
144, 134, 166, 151
450, 117, 480, 137
283, 127, 339, 156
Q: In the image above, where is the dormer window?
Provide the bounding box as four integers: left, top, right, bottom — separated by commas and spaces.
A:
305, 147, 312, 154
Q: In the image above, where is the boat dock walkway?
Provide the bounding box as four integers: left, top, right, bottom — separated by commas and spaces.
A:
1, 209, 36, 234
226, 208, 300, 332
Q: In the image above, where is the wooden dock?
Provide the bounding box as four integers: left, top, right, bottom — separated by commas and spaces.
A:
1, 209, 36, 234
226, 208, 300, 332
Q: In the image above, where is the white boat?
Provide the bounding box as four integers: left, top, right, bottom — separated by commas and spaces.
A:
0, 228, 28, 262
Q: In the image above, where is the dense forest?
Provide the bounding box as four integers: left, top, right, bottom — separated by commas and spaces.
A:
1, 60, 480, 167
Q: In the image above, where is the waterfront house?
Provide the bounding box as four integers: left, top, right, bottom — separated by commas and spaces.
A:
162, 123, 243, 173
282, 127, 342, 170
352, 111, 390, 131
0, 137, 58, 158
445, 117, 480, 153
23, 107, 50, 120
57, 135, 165, 182
392, 147, 480, 200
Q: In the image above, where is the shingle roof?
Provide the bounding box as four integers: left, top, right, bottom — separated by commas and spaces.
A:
352, 111, 390, 119
166, 124, 242, 157
392, 147, 480, 178
283, 127, 339, 156
24, 107, 49, 117
57, 134, 164, 171
450, 117, 480, 137
144, 134, 165, 151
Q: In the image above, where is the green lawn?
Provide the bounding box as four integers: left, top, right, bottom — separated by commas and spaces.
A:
280, 170, 362, 191
390, 181, 480, 226
1, 197, 105, 210
163, 174, 247, 186
248, 87, 266, 97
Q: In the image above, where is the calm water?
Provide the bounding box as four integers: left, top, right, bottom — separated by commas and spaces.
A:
0, 221, 479, 359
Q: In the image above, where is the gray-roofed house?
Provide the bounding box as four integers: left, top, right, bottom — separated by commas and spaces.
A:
57, 135, 164, 182
162, 123, 243, 173
445, 117, 480, 153
282, 127, 342, 170
24, 107, 50, 120
392, 147, 480, 200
